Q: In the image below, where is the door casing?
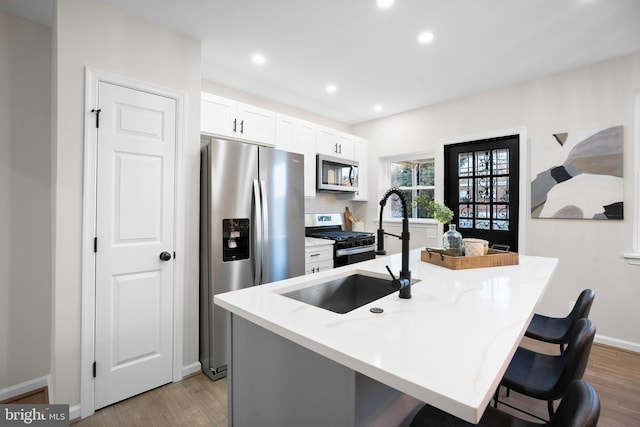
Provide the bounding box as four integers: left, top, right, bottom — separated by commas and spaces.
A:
436, 127, 528, 253
80, 68, 187, 419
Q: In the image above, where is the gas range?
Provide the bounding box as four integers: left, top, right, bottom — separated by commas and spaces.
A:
305, 213, 376, 267
306, 229, 376, 249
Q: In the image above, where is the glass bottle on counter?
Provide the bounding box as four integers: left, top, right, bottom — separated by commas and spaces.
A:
443, 224, 464, 256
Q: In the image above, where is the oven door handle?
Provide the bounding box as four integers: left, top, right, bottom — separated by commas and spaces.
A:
335, 245, 376, 257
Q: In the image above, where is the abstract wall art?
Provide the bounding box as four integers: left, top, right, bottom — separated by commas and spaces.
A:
531, 125, 623, 219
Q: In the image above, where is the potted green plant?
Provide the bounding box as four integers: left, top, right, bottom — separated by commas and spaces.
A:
413, 198, 462, 255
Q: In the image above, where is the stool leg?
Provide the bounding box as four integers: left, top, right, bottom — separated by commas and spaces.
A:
547, 400, 555, 418
493, 386, 500, 408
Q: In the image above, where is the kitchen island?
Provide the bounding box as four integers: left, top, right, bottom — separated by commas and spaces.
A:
214, 249, 558, 426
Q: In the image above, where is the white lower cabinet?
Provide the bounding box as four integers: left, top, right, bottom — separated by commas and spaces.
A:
304, 241, 334, 274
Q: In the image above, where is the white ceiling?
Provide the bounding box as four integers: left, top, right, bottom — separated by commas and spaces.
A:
2, 0, 640, 125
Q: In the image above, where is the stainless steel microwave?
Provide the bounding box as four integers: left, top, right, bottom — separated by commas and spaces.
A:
316, 154, 359, 192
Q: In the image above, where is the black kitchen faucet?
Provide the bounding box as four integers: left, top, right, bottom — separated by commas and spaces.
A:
376, 187, 412, 299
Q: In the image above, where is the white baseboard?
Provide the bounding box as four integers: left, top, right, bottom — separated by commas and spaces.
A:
595, 333, 640, 354
69, 404, 81, 421
182, 361, 202, 378
0, 375, 50, 402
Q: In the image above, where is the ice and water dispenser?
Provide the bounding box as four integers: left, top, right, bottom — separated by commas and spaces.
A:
222, 218, 250, 261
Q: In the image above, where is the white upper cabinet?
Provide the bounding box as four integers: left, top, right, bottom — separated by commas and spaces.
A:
275, 114, 317, 198
316, 125, 354, 159
201, 92, 236, 136
353, 137, 368, 201
202, 92, 368, 199
201, 92, 275, 146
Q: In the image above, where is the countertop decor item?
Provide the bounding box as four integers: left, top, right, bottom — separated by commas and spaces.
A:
421, 248, 519, 269
442, 223, 464, 256
412, 200, 461, 253
412, 199, 454, 224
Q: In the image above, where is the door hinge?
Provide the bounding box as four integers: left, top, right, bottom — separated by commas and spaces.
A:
93, 237, 97, 253
93, 361, 97, 378
91, 108, 102, 128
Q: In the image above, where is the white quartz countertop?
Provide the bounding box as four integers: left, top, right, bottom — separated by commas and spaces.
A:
214, 249, 558, 423
304, 237, 335, 247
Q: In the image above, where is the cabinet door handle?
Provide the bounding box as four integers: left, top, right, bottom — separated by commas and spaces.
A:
240, 120, 244, 134
233, 118, 237, 133
338, 144, 342, 154
310, 253, 321, 257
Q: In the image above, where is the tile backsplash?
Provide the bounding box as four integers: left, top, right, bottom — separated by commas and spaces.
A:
305, 192, 355, 214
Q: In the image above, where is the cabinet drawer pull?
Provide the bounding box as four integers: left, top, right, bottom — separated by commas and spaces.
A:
310, 253, 321, 257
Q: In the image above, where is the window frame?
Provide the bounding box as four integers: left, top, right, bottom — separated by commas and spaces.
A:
379, 150, 438, 223
624, 90, 640, 265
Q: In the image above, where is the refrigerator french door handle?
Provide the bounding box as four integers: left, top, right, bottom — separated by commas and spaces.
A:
253, 179, 263, 286
260, 179, 269, 284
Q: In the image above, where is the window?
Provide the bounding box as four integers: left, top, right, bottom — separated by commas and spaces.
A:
382, 153, 435, 219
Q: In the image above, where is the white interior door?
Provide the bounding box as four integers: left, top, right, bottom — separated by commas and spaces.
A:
94, 81, 177, 409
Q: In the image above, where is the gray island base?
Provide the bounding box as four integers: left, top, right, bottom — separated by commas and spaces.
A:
229, 314, 423, 426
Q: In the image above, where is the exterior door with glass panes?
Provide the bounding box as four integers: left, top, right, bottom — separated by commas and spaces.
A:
444, 135, 519, 252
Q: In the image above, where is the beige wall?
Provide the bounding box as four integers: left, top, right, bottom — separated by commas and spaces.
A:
52, 0, 201, 405
354, 54, 640, 348
0, 11, 52, 389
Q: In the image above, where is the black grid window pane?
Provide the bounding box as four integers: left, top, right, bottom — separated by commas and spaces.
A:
459, 178, 473, 203
475, 151, 491, 176
458, 153, 473, 177
456, 148, 511, 232
492, 148, 509, 175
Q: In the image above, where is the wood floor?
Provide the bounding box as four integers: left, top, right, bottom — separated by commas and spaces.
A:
73, 342, 639, 426
73, 374, 228, 427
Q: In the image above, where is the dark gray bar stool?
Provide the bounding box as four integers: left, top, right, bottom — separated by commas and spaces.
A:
496, 318, 595, 420
525, 289, 594, 353
410, 380, 599, 427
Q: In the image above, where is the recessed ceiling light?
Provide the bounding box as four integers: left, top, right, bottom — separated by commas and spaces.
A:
417, 31, 435, 45
374, 104, 383, 112
377, 0, 394, 9
251, 54, 265, 65
326, 84, 337, 93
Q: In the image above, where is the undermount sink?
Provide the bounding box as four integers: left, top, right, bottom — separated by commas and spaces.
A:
282, 273, 420, 314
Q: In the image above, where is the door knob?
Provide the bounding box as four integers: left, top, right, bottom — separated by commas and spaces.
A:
159, 251, 172, 261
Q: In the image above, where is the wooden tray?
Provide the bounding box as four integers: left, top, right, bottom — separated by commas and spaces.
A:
421, 248, 519, 270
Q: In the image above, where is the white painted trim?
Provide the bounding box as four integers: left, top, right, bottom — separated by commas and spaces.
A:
595, 333, 640, 354
437, 127, 528, 254
182, 362, 202, 378
0, 375, 50, 402
80, 68, 187, 419
69, 405, 81, 423
624, 90, 640, 265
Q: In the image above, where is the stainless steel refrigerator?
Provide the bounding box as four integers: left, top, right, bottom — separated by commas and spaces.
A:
199, 137, 305, 380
